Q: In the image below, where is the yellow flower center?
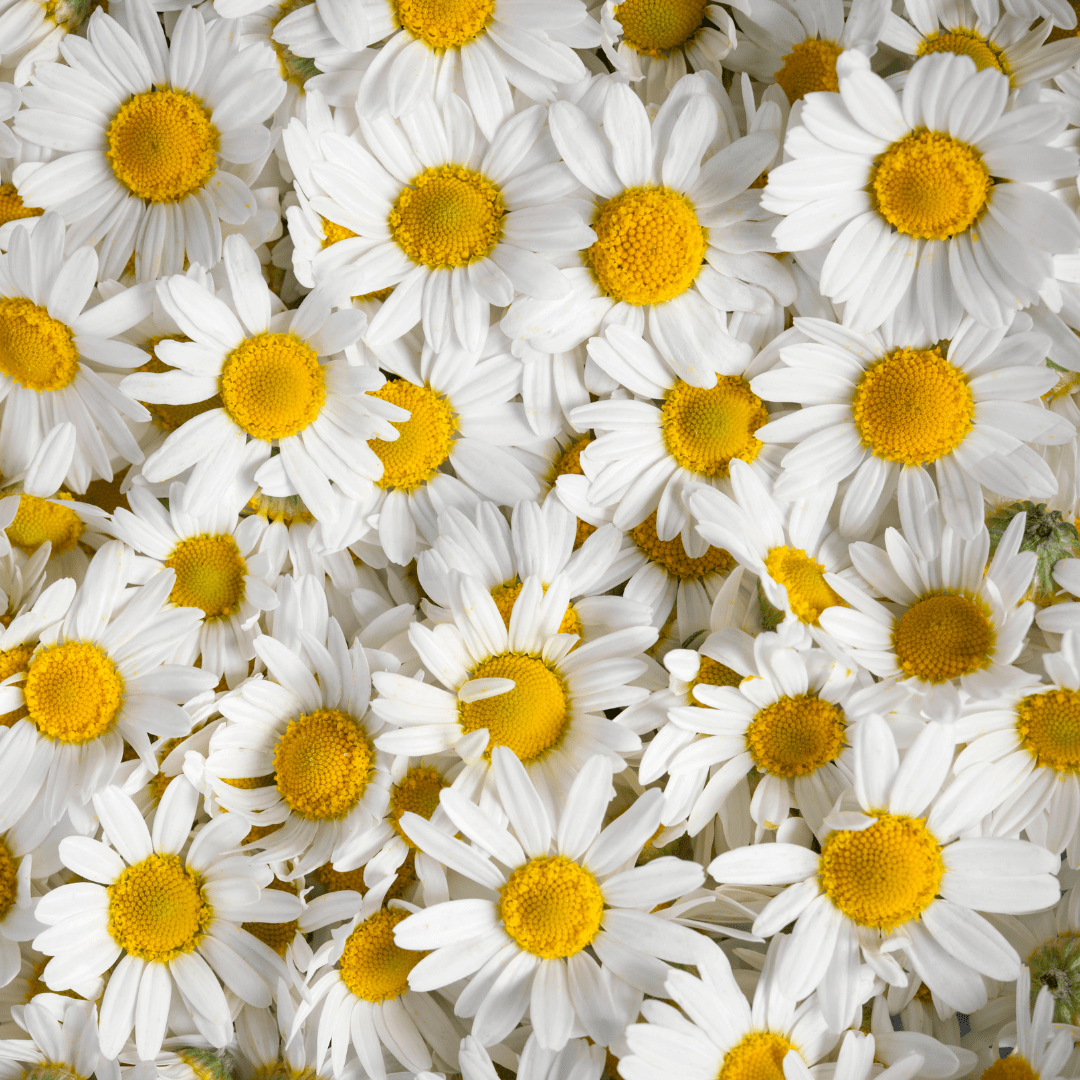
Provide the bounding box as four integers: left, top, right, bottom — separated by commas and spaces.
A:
0, 643, 32, 729
220, 332, 326, 442
614, 0, 707, 54
6, 494, 83, 557
763, 545, 846, 625
389, 765, 449, 850
500, 855, 604, 959
631, 510, 734, 580
773, 39, 842, 103
718, 1031, 797, 1080
587, 187, 706, 306
746, 694, 845, 777
339, 907, 424, 1002
491, 581, 583, 638
893, 591, 995, 683
24, 641, 124, 744
242, 878, 299, 957
0, 837, 19, 922
106, 852, 212, 962
459, 654, 568, 763
390, 165, 504, 269
819, 813, 944, 931
0, 297, 80, 393
1016, 690, 1080, 773
273, 708, 374, 820
394, 0, 494, 50
368, 381, 456, 492
918, 28, 1008, 73
870, 128, 992, 240
690, 655, 742, 693
321, 218, 357, 248
851, 347, 974, 465
139, 347, 223, 433
662, 377, 768, 478
980, 1057, 1039, 1080
106, 90, 219, 203
163, 534, 247, 619
0, 185, 43, 229
246, 491, 314, 525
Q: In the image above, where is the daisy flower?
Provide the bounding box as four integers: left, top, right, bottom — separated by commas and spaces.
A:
394, 750, 707, 1049
0, 540, 217, 828
981, 968, 1075, 1080
0, 1001, 105, 1080
0, 0, 88, 86
12, 0, 286, 280
371, 570, 651, 810
749, 316, 1073, 542
710, 714, 1060, 1023
0, 815, 47, 989
762, 50, 1080, 334
32, 780, 299, 1058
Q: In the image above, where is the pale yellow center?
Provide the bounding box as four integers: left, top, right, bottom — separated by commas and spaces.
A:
662, 377, 768, 478
164, 534, 247, 619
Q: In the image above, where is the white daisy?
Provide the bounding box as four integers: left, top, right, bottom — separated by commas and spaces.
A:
0, 0, 88, 86
0, 1001, 106, 1080
981, 968, 1075, 1080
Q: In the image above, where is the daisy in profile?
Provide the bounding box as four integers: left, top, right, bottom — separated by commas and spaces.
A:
395, 750, 707, 1049
372, 571, 652, 809
33, 780, 298, 1058
763, 51, 1080, 334
749, 316, 1072, 541
12, 0, 286, 280
983, 968, 1074, 1080
710, 715, 1059, 1023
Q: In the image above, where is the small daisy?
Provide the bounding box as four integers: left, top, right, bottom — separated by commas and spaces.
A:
4, 490, 110, 588
0, 0, 88, 86
12, 0, 286, 280
981, 968, 1075, 1080
0, 816, 47, 989
0, 1001, 106, 1080
394, 749, 707, 1049
763, 50, 1080, 334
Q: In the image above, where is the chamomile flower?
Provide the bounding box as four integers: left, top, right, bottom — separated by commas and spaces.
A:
762, 51, 1080, 334
394, 750, 707, 1049
981, 968, 1074, 1080
0, 1001, 105, 1080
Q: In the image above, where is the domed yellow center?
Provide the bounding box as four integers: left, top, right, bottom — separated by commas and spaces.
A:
460, 654, 568, 762
870, 128, 992, 240
0, 185, 43, 229
139, 347, 223, 433
220, 332, 325, 442
614, 0, 707, 54
718, 1031, 797, 1080
394, 0, 495, 50
491, 581, 583, 638
0, 643, 32, 728
24, 641, 124, 744
894, 591, 995, 683
1016, 690, 1080, 773
631, 510, 734, 580
273, 708, 373, 820
500, 855, 604, 959
7, 494, 83, 557
819, 813, 944, 931
773, 39, 842, 103
979, 1056, 1039, 1080
369, 381, 456, 491
164, 534, 247, 619
106, 90, 219, 203
390, 165, 504, 269
662, 377, 768, 478
588, 187, 706, 306
321, 218, 357, 248
242, 878, 299, 957
746, 694, 845, 777
107, 852, 211, 962
690, 655, 742, 695
389, 764, 449, 850
851, 347, 974, 465
0, 837, 19, 922
764, 545, 846, 625
340, 906, 424, 1002
918, 28, 1008, 73
0, 297, 80, 393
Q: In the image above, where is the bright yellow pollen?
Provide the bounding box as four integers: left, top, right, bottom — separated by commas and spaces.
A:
718, 1031, 797, 1080
0, 297, 80, 393
0, 837, 19, 922
273, 708, 373, 820
662, 377, 768, 478
980, 1059, 1039, 1080
6, 494, 83, 557
500, 855, 604, 959
894, 591, 995, 683
852, 347, 974, 465
139, 347, 222, 433
390, 165, 504, 269
242, 878, 299, 957
631, 511, 734, 580
764, 546, 846, 625
106, 90, 218, 203
746, 694, 845, 777
918, 28, 1008, 73
24, 642, 124, 744
614, 0, 707, 54
870, 128, 992, 240
691, 655, 742, 693
491, 581, 583, 639
0, 185, 43, 229
321, 217, 356, 248
394, 0, 494, 49
460, 654, 568, 763
246, 492, 314, 525
107, 852, 211, 962
819, 813, 944, 931
588, 187, 706, 306
389, 765, 448, 850
773, 39, 842, 103
164, 534, 247, 619
0, 643, 32, 728
368, 381, 456, 491
1016, 690, 1080, 773
220, 332, 325, 442
340, 907, 424, 1002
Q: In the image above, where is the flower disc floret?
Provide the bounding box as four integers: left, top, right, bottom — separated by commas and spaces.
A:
369, 381, 456, 491
631, 511, 734, 580
819, 813, 944, 931
773, 39, 842, 103
0, 297, 80, 392
164, 534, 247, 619
763, 545, 846, 625
389, 765, 448, 849
340, 907, 423, 1002
662, 377, 768, 478
893, 591, 995, 682
273, 708, 373, 820
746, 694, 845, 777
718, 1031, 797, 1080
24, 642, 124, 744
106, 852, 211, 962
1016, 690, 1080, 772
459, 654, 568, 762
614, 0, 708, 54
393, 0, 495, 50
220, 332, 325, 442
691, 656, 742, 691
0, 186, 43, 229
918, 28, 1008, 72
7, 494, 83, 557
500, 855, 604, 959
106, 90, 219, 204
1028, 934, 1080, 1024
979, 1058, 1039, 1080
0, 838, 18, 922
